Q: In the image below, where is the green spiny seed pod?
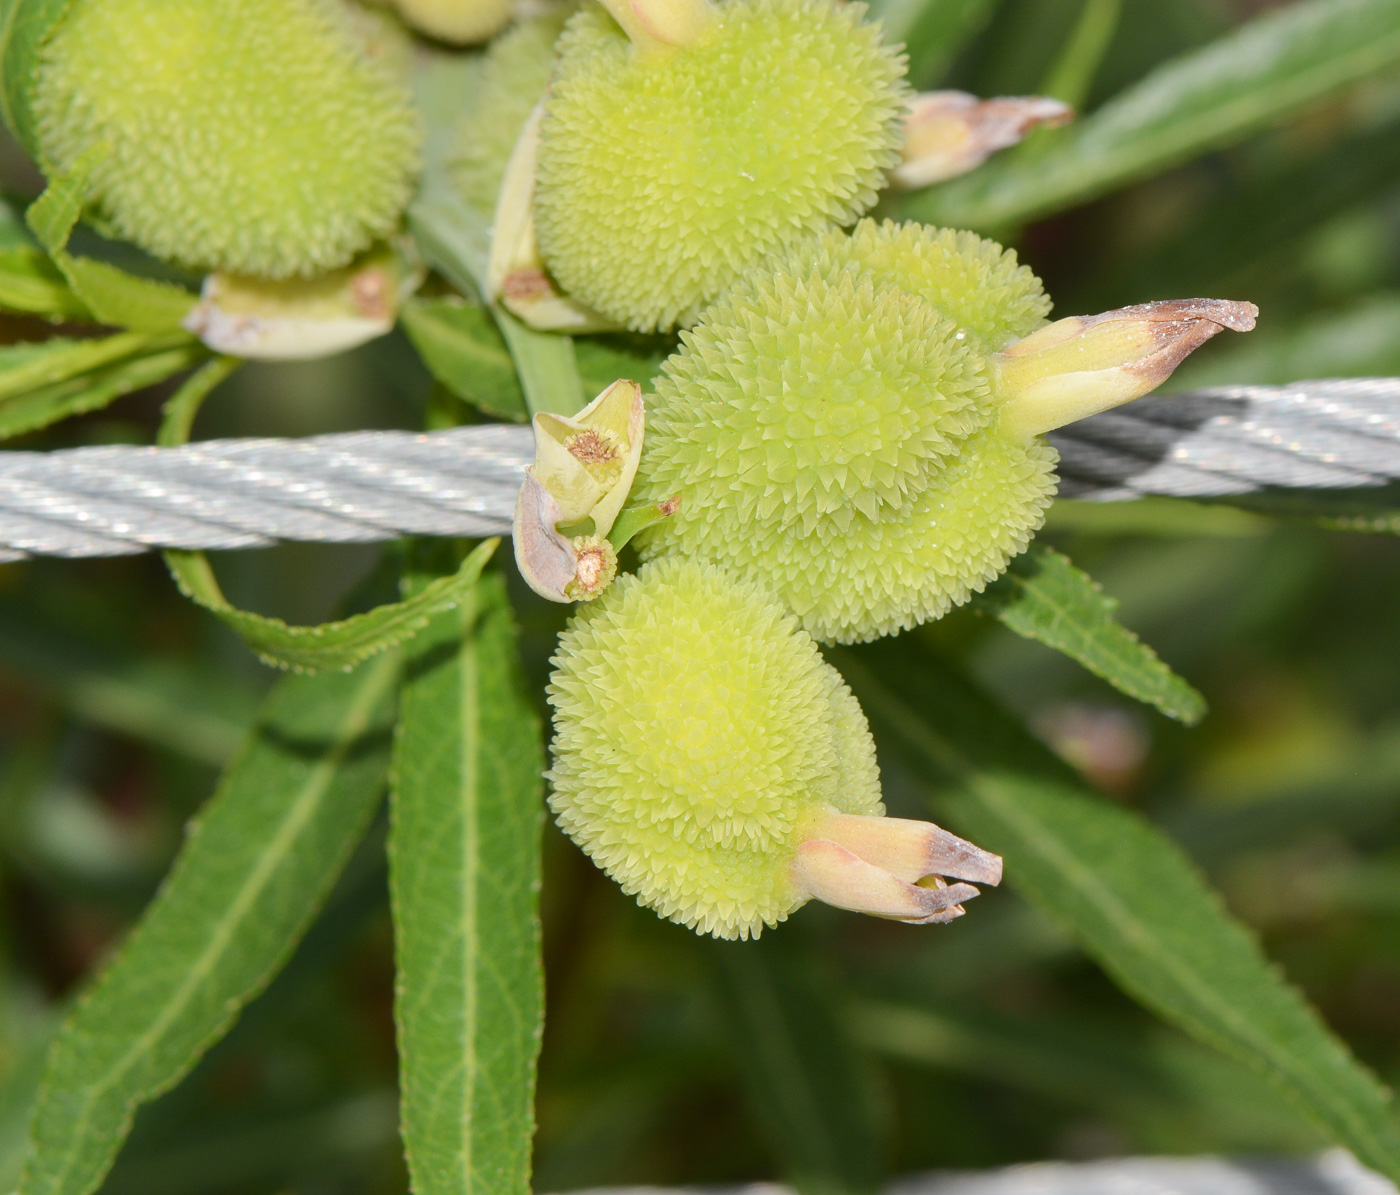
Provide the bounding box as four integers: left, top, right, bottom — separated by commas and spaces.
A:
548, 554, 1005, 937
452, 7, 572, 218
533, 0, 908, 333
32, 0, 423, 279
548, 556, 883, 939
633, 219, 1057, 644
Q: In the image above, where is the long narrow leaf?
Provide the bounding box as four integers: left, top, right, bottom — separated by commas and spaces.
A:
905, 0, 1400, 230
975, 543, 1207, 724
164, 540, 499, 674
20, 651, 401, 1195
837, 638, 1400, 1184
0, 342, 207, 440
0, 248, 89, 319
390, 566, 544, 1195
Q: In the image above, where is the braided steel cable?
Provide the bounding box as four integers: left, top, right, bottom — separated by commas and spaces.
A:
0, 424, 532, 562
1049, 378, 1400, 501
0, 379, 1397, 560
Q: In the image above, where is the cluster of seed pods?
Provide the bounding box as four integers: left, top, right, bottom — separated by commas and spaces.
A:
510, 0, 1256, 938
23, 0, 1257, 940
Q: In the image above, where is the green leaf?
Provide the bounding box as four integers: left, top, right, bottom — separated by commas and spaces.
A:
24, 144, 96, 255
390, 562, 544, 1195
0, 247, 89, 318
975, 543, 1207, 724
709, 931, 883, 1195
26, 151, 197, 332
20, 651, 400, 1195
164, 540, 501, 674
851, 1000, 1321, 1153
400, 297, 527, 422
493, 307, 585, 419
838, 638, 1400, 1185
0, 0, 73, 158
56, 256, 197, 333
0, 330, 177, 400
0, 337, 206, 441
904, 0, 1400, 230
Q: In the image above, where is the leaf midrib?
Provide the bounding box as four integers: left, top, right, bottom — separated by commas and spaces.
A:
459, 598, 482, 1187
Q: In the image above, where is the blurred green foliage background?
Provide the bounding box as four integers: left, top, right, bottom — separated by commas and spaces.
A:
1, 0, 1400, 1191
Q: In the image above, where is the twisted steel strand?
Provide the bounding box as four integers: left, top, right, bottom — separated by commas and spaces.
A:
0, 379, 1397, 560
1050, 378, 1400, 500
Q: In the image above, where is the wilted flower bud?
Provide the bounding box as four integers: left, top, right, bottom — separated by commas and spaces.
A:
892, 91, 1073, 189
513, 379, 645, 602
183, 248, 417, 360
992, 299, 1260, 440
32, 0, 422, 279
488, 105, 616, 333
547, 556, 1002, 938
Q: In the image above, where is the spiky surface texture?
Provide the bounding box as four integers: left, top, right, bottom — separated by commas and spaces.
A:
635, 220, 1058, 643
453, 9, 571, 218
394, 0, 510, 44
548, 557, 883, 939
34, 0, 423, 279
534, 0, 907, 332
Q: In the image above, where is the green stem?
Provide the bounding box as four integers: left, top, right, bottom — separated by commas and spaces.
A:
492, 304, 586, 418
606, 498, 679, 551
157, 356, 243, 447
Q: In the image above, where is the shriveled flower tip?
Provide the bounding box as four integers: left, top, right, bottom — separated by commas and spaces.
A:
547, 557, 885, 939
34, 0, 423, 280
514, 379, 644, 603
634, 219, 1058, 644
533, 0, 909, 332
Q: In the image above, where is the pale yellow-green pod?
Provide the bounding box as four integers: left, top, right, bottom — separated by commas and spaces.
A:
546, 556, 1002, 939
634, 219, 1256, 644
32, 0, 422, 279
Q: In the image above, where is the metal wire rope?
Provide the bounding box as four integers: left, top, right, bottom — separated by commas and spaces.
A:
0, 378, 1396, 561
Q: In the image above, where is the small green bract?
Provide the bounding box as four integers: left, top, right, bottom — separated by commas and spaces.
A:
533, 0, 908, 332
547, 556, 882, 939
635, 219, 1058, 643
33, 0, 423, 279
